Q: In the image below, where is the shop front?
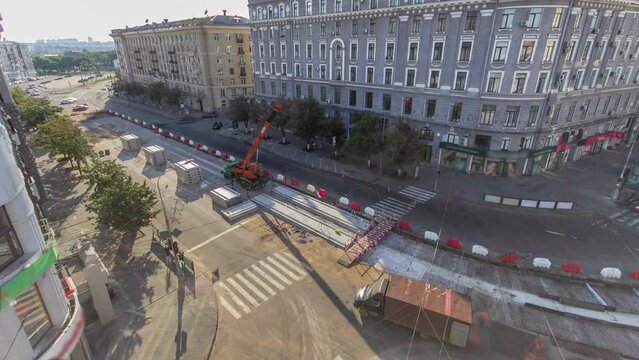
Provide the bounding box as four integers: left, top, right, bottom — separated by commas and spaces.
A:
438, 142, 488, 173
526, 146, 556, 175
485, 151, 527, 176
585, 131, 624, 154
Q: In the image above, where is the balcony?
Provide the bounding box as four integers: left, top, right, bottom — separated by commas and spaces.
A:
168, 50, 176, 55
134, 58, 141, 62
240, 72, 247, 77
236, 35, 244, 43
169, 60, 178, 65
149, 50, 157, 54
133, 50, 140, 54
238, 50, 245, 55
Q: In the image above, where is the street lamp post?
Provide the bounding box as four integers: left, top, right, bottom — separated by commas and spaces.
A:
156, 166, 182, 275
611, 130, 639, 200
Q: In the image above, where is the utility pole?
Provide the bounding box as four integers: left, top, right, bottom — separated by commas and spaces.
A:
611, 130, 639, 200
156, 168, 182, 276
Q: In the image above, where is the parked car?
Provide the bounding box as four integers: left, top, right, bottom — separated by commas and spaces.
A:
72, 104, 89, 112
211, 122, 223, 130
61, 97, 77, 104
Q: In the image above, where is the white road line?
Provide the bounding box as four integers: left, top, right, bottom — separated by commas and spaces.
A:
609, 209, 629, 219
617, 214, 635, 223
250, 264, 285, 291
267, 256, 302, 281
243, 268, 277, 296
227, 278, 260, 307
372, 203, 407, 216
626, 217, 639, 226
379, 198, 413, 212
259, 260, 293, 286
405, 186, 436, 196
399, 187, 436, 202
219, 283, 251, 314
273, 252, 307, 276
188, 217, 256, 252
281, 252, 314, 272
371, 206, 403, 218
219, 296, 242, 320
235, 273, 269, 301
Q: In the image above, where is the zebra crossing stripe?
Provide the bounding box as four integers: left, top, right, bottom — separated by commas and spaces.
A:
219, 296, 242, 320
227, 277, 260, 307
250, 264, 285, 291
243, 268, 277, 296
235, 273, 269, 301
627, 217, 639, 226
399, 186, 436, 202
273, 252, 307, 276
609, 209, 629, 219
372, 206, 403, 218
267, 257, 302, 281
219, 282, 251, 314
373, 201, 410, 215
281, 252, 314, 272
380, 198, 413, 211
259, 260, 293, 286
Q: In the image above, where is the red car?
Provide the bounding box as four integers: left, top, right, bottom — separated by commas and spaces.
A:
72, 104, 89, 112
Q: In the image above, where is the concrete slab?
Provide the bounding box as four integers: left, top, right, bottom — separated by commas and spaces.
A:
272, 186, 369, 232
252, 194, 353, 248
221, 201, 257, 222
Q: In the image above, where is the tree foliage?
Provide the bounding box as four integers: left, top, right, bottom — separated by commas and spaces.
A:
32, 51, 117, 74
385, 122, 426, 173
10, 88, 62, 130
229, 97, 264, 132
83, 158, 159, 231
32, 115, 93, 172
272, 99, 293, 144
291, 98, 324, 149
319, 114, 346, 149
349, 112, 383, 166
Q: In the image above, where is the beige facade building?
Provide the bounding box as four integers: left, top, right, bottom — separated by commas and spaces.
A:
111, 12, 253, 111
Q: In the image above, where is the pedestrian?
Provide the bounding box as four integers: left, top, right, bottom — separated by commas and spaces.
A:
165, 245, 172, 265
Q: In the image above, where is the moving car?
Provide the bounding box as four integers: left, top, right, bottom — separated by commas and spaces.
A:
72, 104, 89, 112
61, 97, 77, 104
354, 275, 473, 347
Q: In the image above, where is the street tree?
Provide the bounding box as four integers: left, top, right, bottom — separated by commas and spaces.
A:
319, 114, 346, 158
272, 99, 293, 144
83, 159, 159, 231
229, 96, 250, 132
349, 112, 383, 168
147, 81, 166, 105
10, 88, 62, 130
291, 98, 324, 151
33, 115, 93, 173
385, 122, 426, 177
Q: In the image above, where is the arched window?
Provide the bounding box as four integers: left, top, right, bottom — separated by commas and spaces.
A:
292, 2, 299, 16
279, 4, 285, 17
257, 7, 263, 20
306, 1, 312, 15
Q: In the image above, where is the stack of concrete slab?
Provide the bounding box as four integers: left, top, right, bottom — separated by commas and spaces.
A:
221, 201, 258, 222
143, 145, 166, 167
174, 159, 202, 185
210, 186, 241, 209
273, 186, 369, 232
120, 134, 140, 151
252, 194, 354, 248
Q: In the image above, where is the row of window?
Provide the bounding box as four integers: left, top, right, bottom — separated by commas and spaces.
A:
253, 5, 637, 39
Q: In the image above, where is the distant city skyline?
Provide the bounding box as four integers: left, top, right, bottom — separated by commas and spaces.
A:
1, 1, 249, 43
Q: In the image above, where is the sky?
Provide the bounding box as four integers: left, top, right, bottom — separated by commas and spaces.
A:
1, 0, 249, 43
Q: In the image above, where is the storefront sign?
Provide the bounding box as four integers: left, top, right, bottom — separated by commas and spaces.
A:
586, 131, 625, 145
439, 142, 487, 156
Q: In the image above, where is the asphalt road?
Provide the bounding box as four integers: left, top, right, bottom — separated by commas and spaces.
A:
41, 84, 639, 273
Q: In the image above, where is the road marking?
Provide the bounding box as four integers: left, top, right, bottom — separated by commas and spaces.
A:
188, 218, 256, 252
398, 186, 436, 203
243, 268, 277, 296
627, 217, 639, 226
227, 278, 260, 307
617, 214, 635, 223
273, 252, 307, 276
281, 252, 314, 272
250, 264, 285, 291
219, 296, 242, 320
219, 283, 251, 314
545, 230, 565, 236
609, 209, 629, 219
259, 260, 293, 286
267, 257, 302, 281
235, 273, 269, 301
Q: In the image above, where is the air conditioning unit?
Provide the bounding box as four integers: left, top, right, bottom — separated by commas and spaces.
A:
579, 105, 585, 110
590, 28, 598, 34
362, 28, 368, 34
520, 20, 528, 27
617, 30, 622, 35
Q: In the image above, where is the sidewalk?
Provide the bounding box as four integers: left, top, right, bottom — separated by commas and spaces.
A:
106, 97, 636, 216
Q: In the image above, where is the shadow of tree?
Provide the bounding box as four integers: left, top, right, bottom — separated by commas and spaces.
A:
40, 161, 86, 223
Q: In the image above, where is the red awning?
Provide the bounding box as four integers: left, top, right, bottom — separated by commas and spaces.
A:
556, 143, 569, 152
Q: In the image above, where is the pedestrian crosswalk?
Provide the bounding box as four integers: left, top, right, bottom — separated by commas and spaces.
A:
608, 209, 639, 229
398, 186, 437, 204
216, 251, 313, 320
370, 186, 436, 219
370, 197, 415, 219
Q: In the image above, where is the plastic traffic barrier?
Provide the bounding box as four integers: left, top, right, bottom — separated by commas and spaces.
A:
500, 253, 519, 264
397, 221, 412, 232
364, 207, 375, 217
318, 188, 328, 198
630, 269, 639, 280
424, 231, 439, 243
350, 202, 361, 211
307, 184, 316, 193
533, 258, 551, 269
562, 262, 582, 274
447, 237, 463, 250
471, 245, 487, 256
276, 174, 285, 182
290, 178, 299, 186
339, 197, 349, 206
600, 267, 621, 280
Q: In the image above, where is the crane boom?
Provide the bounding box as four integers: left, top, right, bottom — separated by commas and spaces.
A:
240, 102, 282, 168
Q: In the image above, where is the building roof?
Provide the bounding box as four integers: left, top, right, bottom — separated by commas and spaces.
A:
111, 15, 249, 36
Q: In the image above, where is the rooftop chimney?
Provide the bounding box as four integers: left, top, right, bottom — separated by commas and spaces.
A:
223, 10, 227, 16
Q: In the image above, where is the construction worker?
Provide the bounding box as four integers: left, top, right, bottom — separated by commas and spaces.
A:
177, 251, 185, 270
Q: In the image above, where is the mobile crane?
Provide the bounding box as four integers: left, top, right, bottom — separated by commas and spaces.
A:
223, 102, 282, 187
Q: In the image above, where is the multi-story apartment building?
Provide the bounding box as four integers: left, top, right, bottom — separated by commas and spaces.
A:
111, 11, 253, 112
248, 0, 639, 176
0, 41, 37, 83
0, 70, 89, 360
